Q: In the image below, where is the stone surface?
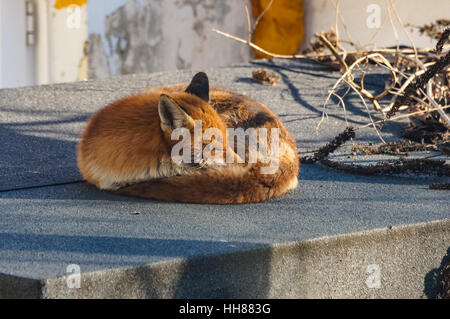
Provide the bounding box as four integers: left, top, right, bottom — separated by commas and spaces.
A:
0, 59, 448, 298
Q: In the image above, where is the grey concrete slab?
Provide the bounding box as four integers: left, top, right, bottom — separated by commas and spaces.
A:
0, 163, 449, 281
0, 59, 448, 298
0, 58, 400, 191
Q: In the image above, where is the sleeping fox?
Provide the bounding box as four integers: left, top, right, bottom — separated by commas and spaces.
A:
77, 72, 299, 204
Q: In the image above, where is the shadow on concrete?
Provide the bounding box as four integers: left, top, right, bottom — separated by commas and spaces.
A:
0, 113, 89, 191
234, 77, 257, 85
252, 59, 403, 139
277, 69, 398, 130
299, 162, 446, 187
120, 244, 274, 298
0, 181, 152, 201
167, 246, 273, 298
0, 232, 264, 257
126, 246, 274, 298
424, 246, 450, 299
278, 113, 320, 123
250, 59, 339, 77
0, 232, 273, 298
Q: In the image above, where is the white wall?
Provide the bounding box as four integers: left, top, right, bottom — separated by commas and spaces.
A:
0, 0, 36, 88
0, 0, 87, 88
0, 1, 2, 88
302, 0, 450, 51
46, 0, 88, 84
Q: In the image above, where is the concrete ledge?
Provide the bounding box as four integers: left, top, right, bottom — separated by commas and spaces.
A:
4, 219, 447, 298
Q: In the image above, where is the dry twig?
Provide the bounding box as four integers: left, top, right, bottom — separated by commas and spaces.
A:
213, 4, 450, 179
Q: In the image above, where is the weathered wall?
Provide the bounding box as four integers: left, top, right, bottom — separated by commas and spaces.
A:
302, 0, 450, 51
88, 0, 252, 79
0, 0, 36, 88
88, 0, 449, 80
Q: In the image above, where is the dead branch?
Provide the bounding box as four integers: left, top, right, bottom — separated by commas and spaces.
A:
213, 4, 450, 180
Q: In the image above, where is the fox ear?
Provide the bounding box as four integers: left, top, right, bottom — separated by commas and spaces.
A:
185, 72, 209, 102
158, 94, 194, 132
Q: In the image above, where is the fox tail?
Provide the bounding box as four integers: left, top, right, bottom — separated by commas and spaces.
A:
112, 164, 298, 204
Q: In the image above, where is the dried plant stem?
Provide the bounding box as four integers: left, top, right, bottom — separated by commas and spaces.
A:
317, 54, 375, 131
318, 33, 348, 71
390, 0, 419, 62
252, 0, 275, 34
214, 9, 449, 152
383, 68, 425, 113
328, 0, 359, 49
317, 52, 397, 131
212, 29, 303, 59
333, 0, 340, 45
244, 1, 252, 43
420, 88, 450, 128
386, 0, 400, 51
359, 104, 450, 129
331, 86, 352, 127
318, 32, 397, 112
343, 79, 386, 143
386, 48, 450, 118
212, 27, 443, 60
302, 127, 355, 163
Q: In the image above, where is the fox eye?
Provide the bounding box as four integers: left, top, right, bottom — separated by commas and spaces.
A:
185, 72, 210, 102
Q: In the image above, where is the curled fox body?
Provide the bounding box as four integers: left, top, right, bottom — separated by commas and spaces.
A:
77, 72, 299, 204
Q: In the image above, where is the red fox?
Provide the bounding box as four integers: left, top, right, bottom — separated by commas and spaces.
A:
77, 72, 299, 204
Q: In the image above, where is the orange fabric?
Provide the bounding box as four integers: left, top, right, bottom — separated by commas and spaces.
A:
54, 0, 87, 10
251, 0, 304, 58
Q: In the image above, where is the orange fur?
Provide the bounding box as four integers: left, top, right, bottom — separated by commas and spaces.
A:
77, 74, 300, 203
